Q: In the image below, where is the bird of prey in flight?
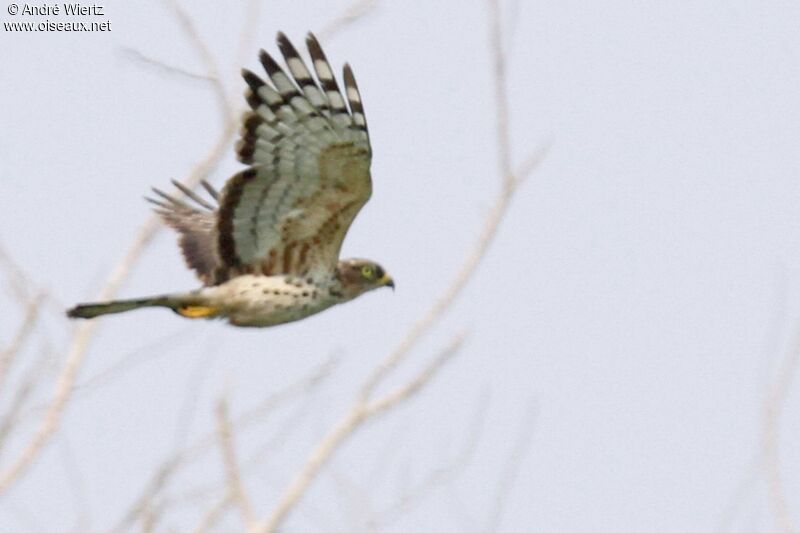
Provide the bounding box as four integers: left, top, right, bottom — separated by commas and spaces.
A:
68, 32, 394, 327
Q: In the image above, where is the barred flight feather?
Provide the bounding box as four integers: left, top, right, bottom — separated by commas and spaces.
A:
147, 180, 221, 285
162, 32, 372, 284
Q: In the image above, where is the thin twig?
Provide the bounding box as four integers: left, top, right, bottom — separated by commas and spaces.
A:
363, 336, 463, 418
763, 324, 800, 533
329, 466, 379, 532
176, 406, 307, 508
193, 490, 233, 533
120, 47, 216, 83
482, 399, 538, 533
216, 397, 256, 530
716, 272, 789, 533
0, 291, 44, 393
173, 393, 324, 530
257, 335, 465, 532
72, 329, 194, 396
58, 432, 93, 533
235, 0, 263, 76
0, 345, 53, 460
112, 356, 337, 531
139, 497, 167, 533
488, 0, 513, 190
317, 0, 378, 42
0, 245, 33, 304
163, 0, 235, 123
373, 390, 489, 528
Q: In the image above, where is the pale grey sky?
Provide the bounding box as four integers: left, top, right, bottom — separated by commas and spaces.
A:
1, 0, 799, 531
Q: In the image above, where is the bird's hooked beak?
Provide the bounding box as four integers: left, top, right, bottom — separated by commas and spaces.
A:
378, 274, 395, 290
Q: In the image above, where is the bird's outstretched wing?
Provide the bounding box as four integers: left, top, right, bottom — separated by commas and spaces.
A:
213, 32, 372, 285
148, 180, 221, 285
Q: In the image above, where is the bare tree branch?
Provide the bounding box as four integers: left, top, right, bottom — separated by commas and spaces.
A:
138, 497, 167, 533
317, 0, 377, 42
763, 324, 799, 533
216, 397, 256, 530
363, 335, 464, 418
120, 47, 217, 83
373, 390, 489, 528
257, 334, 465, 532
193, 490, 233, 533
71, 329, 194, 397
163, 0, 235, 122
173, 393, 326, 531
58, 432, 93, 533
488, 0, 513, 189
0, 292, 44, 393
0, 245, 34, 304
235, 0, 264, 76
0, 345, 53, 461
716, 272, 789, 533
112, 356, 337, 531
483, 399, 538, 533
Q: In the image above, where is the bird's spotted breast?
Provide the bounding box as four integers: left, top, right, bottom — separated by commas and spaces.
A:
202, 274, 340, 327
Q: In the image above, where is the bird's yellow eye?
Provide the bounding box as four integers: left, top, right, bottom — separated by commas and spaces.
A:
361, 265, 374, 279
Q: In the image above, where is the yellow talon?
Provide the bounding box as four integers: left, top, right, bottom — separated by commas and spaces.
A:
177, 305, 218, 318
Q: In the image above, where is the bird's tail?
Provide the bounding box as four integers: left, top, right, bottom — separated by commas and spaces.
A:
68, 290, 221, 320
67, 295, 176, 319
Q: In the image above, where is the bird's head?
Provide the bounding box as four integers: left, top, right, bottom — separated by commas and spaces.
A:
336, 258, 394, 300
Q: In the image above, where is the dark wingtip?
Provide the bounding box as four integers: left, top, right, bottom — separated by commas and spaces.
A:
306, 32, 323, 55
343, 63, 356, 86
258, 48, 281, 75
277, 31, 304, 63
276, 31, 290, 49
242, 68, 264, 91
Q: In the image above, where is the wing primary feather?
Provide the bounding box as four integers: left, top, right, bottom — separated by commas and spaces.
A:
144, 196, 168, 209
201, 180, 220, 200
151, 187, 191, 210
259, 48, 302, 99
170, 179, 215, 210
242, 68, 266, 93
277, 32, 332, 117
147, 182, 221, 285
242, 69, 267, 110
241, 35, 342, 163
343, 63, 368, 133
306, 32, 350, 119
244, 69, 289, 114
261, 41, 330, 134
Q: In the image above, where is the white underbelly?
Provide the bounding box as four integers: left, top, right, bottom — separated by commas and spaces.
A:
202, 274, 337, 328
